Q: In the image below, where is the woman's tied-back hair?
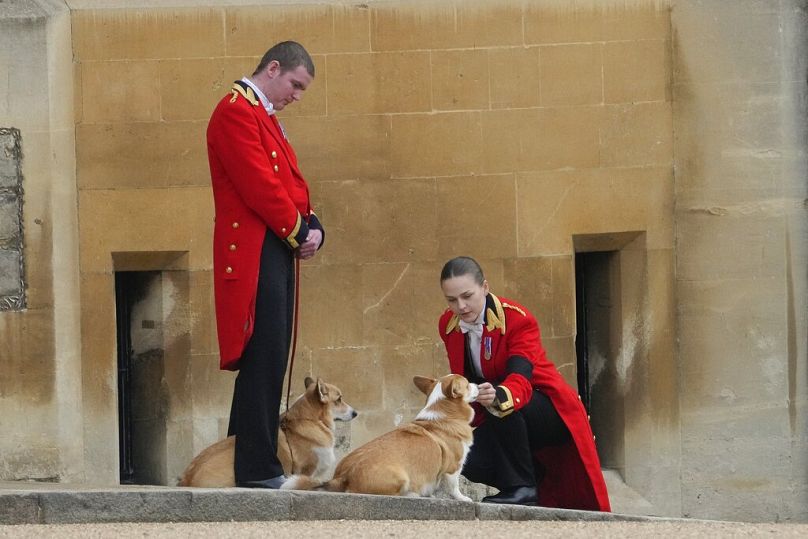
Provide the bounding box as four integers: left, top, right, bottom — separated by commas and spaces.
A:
440, 256, 485, 285
253, 40, 315, 77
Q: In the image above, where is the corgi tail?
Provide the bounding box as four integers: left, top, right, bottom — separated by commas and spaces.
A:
281, 475, 347, 492
281, 475, 324, 491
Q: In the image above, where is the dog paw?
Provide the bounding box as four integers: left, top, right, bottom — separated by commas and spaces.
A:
453, 493, 472, 503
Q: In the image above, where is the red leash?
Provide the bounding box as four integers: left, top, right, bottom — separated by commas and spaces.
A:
284, 257, 301, 413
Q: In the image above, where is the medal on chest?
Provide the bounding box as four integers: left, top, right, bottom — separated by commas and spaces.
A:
484, 336, 492, 360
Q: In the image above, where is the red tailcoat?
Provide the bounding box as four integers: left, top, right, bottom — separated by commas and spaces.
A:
438, 293, 611, 512
207, 82, 319, 370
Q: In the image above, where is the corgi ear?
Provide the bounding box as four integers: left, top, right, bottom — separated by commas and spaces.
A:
450, 376, 467, 399
413, 376, 436, 395
304, 376, 315, 389
317, 378, 328, 403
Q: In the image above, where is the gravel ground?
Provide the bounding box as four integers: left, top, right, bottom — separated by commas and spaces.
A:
2, 520, 807, 538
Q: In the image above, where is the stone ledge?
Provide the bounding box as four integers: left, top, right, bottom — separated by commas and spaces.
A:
0, 487, 676, 525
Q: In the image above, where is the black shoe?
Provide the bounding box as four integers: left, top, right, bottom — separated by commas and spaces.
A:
481, 486, 538, 506
236, 475, 286, 489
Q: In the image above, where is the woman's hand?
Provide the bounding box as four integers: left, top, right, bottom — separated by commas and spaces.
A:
476, 382, 496, 406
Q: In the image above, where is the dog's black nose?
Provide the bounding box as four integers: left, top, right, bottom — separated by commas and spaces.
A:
352, 411, 358, 418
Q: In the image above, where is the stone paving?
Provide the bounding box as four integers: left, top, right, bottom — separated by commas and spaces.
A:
0, 484, 649, 525
1, 483, 806, 537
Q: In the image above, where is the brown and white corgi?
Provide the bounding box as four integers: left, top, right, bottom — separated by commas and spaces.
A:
178, 376, 357, 487
283, 374, 478, 501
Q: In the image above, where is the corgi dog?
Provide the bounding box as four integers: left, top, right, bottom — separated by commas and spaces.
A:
178, 376, 356, 487
283, 374, 478, 501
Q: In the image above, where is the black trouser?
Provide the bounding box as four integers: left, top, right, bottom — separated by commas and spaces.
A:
227, 231, 295, 482
462, 389, 571, 490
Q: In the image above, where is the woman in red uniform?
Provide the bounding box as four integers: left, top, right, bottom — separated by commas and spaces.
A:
438, 256, 610, 511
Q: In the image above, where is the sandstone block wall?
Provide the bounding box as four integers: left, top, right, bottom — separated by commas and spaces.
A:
672, 0, 808, 522
67, 0, 678, 514
0, 0, 81, 483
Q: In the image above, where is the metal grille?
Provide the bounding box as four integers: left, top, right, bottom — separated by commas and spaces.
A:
115, 272, 136, 484
0, 128, 25, 311
574, 252, 591, 413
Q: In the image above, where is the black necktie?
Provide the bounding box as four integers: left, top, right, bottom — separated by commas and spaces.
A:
464, 332, 484, 384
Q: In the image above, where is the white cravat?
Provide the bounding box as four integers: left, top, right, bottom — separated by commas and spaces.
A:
459, 312, 485, 378
459, 319, 483, 339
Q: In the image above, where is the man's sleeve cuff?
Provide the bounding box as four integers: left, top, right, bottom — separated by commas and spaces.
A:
284, 213, 309, 249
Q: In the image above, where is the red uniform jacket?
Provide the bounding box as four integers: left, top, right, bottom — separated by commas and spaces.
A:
207, 81, 322, 370
439, 293, 611, 512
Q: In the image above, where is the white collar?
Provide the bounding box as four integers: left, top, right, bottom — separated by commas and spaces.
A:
241, 77, 275, 116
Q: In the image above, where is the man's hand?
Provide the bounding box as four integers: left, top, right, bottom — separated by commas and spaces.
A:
476, 382, 496, 407
297, 229, 322, 260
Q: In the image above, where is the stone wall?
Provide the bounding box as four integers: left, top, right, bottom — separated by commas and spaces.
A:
0, 0, 81, 482
672, 0, 808, 522
67, 0, 678, 513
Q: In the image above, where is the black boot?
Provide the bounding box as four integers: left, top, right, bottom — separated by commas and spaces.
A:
481, 485, 538, 505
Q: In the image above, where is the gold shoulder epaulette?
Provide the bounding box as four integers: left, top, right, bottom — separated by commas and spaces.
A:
486, 294, 507, 335
444, 313, 460, 334
229, 82, 260, 106
502, 302, 526, 317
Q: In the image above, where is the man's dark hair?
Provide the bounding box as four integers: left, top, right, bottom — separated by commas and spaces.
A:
440, 256, 485, 285
253, 40, 315, 77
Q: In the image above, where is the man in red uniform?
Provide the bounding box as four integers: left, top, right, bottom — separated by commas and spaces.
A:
438, 257, 610, 510
207, 41, 324, 488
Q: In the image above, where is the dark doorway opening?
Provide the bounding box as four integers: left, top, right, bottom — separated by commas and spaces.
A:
574, 249, 624, 472
575, 250, 618, 412
575, 251, 617, 413
575, 252, 590, 412
115, 270, 164, 485
115, 271, 136, 484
